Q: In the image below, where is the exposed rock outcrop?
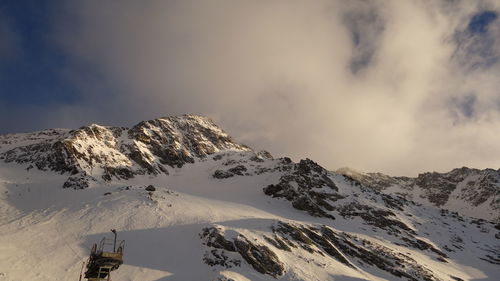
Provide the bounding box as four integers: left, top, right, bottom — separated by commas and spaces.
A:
0, 115, 250, 189
201, 221, 454, 281
263, 159, 342, 219
274, 222, 445, 281
337, 167, 500, 222
200, 227, 285, 278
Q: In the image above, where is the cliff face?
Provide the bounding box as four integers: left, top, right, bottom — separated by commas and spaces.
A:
0, 115, 250, 188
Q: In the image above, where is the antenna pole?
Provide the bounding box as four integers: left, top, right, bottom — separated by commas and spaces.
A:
79, 261, 85, 281
111, 229, 117, 252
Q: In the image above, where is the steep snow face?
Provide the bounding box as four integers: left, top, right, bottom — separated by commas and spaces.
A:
336, 167, 500, 222
0, 115, 251, 189
1, 115, 499, 281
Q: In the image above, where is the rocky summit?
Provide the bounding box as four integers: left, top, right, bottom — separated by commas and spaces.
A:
0, 114, 498, 281
0, 115, 249, 189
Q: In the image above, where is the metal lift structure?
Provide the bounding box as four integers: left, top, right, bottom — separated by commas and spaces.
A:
80, 229, 124, 281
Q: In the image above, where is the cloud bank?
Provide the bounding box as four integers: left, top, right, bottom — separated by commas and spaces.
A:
5, 0, 500, 175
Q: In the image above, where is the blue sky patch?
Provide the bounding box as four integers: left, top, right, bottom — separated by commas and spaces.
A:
0, 0, 81, 106
468, 10, 497, 34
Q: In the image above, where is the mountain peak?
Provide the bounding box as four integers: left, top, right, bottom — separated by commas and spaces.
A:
0, 114, 251, 189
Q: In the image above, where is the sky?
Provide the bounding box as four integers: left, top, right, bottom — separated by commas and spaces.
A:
0, 0, 499, 176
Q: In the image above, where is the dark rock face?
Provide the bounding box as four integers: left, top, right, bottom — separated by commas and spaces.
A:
210, 151, 280, 178
201, 227, 236, 252
273, 222, 441, 281
203, 249, 241, 268
408, 168, 500, 220
414, 171, 464, 206
63, 174, 92, 189
400, 237, 447, 258
335, 202, 414, 235
263, 159, 342, 219
263, 235, 292, 252
0, 115, 250, 189
102, 166, 135, 181
212, 170, 234, 179
213, 165, 248, 179
202, 221, 450, 281
336, 168, 410, 191
380, 193, 406, 211
2, 139, 78, 174
461, 169, 499, 207
227, 165, 247, 175
200, 227, 285, 278
233, 235, 284, 278
128, 115, 249, 168
201, 218, 496, 281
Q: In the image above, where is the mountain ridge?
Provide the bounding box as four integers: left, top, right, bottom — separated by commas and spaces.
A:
336, 167, 500, 222
0, 114, 498, 281
1, 115, 496, 222
0, 114, 252, 189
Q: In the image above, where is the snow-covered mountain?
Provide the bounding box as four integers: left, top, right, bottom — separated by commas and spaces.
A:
336, 167, 500, 222
0, 115, 250, 189
0, 115, 498, 281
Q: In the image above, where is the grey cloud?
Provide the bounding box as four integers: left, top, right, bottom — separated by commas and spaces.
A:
342, 0, 385, 74
453, 13, 499, 71
13, 0, 499, 176
450, 93, 477, 122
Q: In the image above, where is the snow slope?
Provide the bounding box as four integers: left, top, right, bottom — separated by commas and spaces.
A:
0, 115, 498, 281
